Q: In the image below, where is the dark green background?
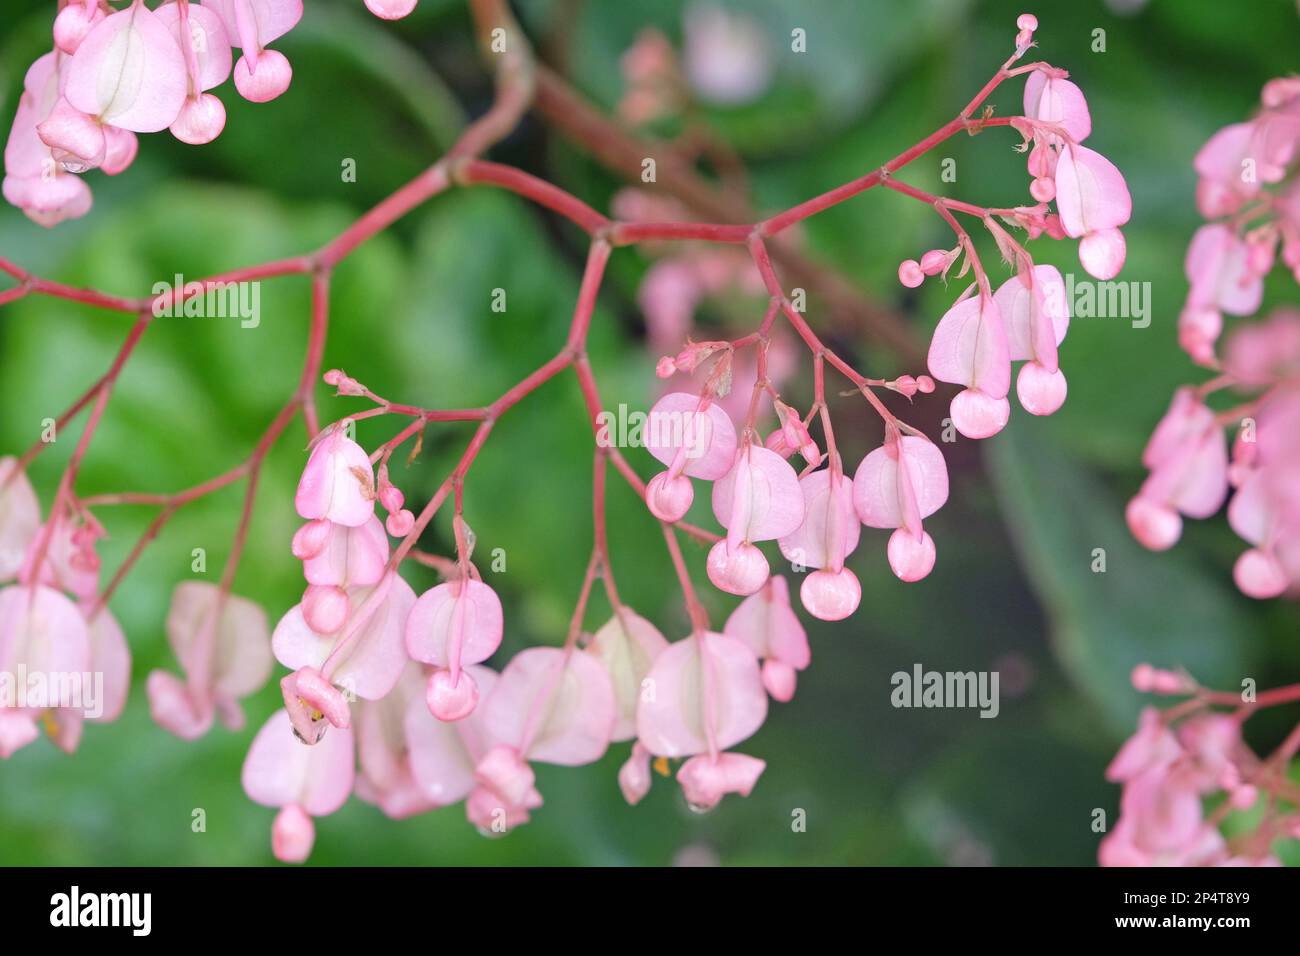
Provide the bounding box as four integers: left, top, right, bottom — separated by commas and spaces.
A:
1, 0, 1297, 865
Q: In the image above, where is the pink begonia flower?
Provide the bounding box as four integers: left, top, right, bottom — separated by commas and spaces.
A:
296, 515, 388, 632
993, 264, 1071, 416
202, 0, 302, 103
273, 572, 416, 740
585, 611, 669, 741
0, 457, 40, 581
354, 663, 438, 819
1127, 389, 1229, 551
1179, 224, 1265, 364
1053, 143, 1132, 280
682, 3, 773, 106
405, 577, 504, 721
0, 584, 90, 758
708, 443, 804, 595
3, 53, 94, 227
21, 518, 99, 602
156, 1, 234, 145
242, 708, 355, 863
63, 2, 188, 133
1023, 71, 1091, 143
852, 431, 950, 582
636, 630, 768, 810
643, 391, 737, 522
777, 470, 861, 620
404, 664, 499, 807
147, 581, 273, 739
472, 647, 616, 830
927, 293, 1012, 439
53, 0, 106, 55
1105, 765, 1212, 865
618, 740, 654, 806
722, 575, 809, 702
294, 425, 376, 527
365, 0, 419, 22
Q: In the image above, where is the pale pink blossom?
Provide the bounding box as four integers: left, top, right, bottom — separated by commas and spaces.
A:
1179, 224, 1264, 364
1053, 143, 1132, 280
294, 425, 376, 527
354, 663, 438, 819
405, 577, 504, 720
708, 442, 804, 595
404, 664, 499, 808
682, 3, 773, 107
157, 1, 233, 144
643, 391, 737, 522
242, 708, 355, 863
585, 611, 669, 741
927, 293, 1012, 439
993, 264, 1071, 416
777, 470, 861, 619
147, 581, 272, 739
636, 630, 767, 810
1023, 71, 1091, 143
202, 0, 302, 103
364, 0, 419, 21
722, 575, 809, 701
0, 584, 90, 758
852, 431, 950, 582
273, 572, 416, 740
63, 2, 188, 133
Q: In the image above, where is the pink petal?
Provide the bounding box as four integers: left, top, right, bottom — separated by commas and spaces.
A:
722, 574, 809, 669
63, 5, 188, 132
645, 392, 738, 480
586, 611, 669, 741
241, 709, 355, 816
303, 516, 389, 588
1023, 73, 1091, 142
776, 469, 860, 571
927, 294, 1010, 398
706, 539, 770, 596
202, 0, 304, 47
405, 664, 499, 805
1054, 144, 1132, 237
170, 92, 227, 144
166, 581, 272, 698
852, 436, 949, 529
711, 444, 805, 543
0, 584, 90, 680
482, 647, 616, 765
0, 457, 40, 581
84, 605, 130, 722
993, 265, 1069, 366
295, 429, 375, 527
404, 578, 503, 672
155, 3, 233, 90
636, 631, 767, 758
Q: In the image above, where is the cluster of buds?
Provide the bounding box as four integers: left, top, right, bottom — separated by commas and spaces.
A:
1100, 665, 1300, 867
1130, 73, 1300, 599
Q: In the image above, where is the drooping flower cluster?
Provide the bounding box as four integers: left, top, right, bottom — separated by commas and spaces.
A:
0, 12, 1140, 865
1100, 665, 1300, 867
0, 457, 128, 757
4, 0, 303, 226
1129, 75, 1300, 599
